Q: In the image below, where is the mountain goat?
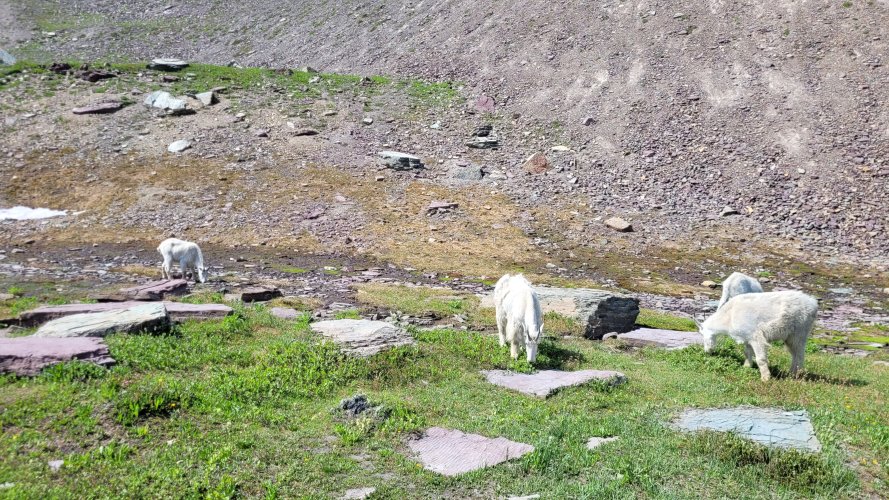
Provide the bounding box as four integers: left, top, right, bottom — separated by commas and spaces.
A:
718, 272, 764, 309
494, 274, 543, 362
696, 291, 817, 381
157, 238, 208, 283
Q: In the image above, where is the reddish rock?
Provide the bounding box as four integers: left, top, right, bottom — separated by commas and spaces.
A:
118, 279, 189, 301
407, 427, 533, 476
522, 153, 550, 174
0, 337, 115, 376
72, 101, 123, 115
616, 328, 703, 349
481, 369, 626, 398
474, 95, 496, 112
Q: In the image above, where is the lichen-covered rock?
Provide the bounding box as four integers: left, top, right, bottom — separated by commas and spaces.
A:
310, 319, 414, 356
32, 303, 171, 338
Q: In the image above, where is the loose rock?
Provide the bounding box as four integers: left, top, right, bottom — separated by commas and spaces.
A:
144, 91, 189, 115
72, 101, 123, 115
604, 217, 633, 232
149, 58, 189, 71
522, 152, 550, 174
378, 151, 423, 170
482, 369, 627, 398
195, 91, 217, 106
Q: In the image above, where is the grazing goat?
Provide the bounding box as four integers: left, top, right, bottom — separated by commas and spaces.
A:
157, 238, 208, 283
718, 272, 764, 309
696, 291, 817, 381
494, 274, 543, 362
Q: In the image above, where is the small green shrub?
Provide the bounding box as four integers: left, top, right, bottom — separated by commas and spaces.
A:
41, 361, 108, 383
114, 376, 191, 425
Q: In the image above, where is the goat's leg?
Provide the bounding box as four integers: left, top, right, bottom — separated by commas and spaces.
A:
179, 259, 189, 280
750, 339, 771, 381
788, 337, 806, 378
496, 310, 507, 347
743, 343, 755, 368
161, 257, 172, 280
507, 320, 520, 360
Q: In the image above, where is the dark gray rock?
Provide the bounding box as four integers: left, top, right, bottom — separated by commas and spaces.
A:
0, 337, 115, 376
229, 286, 282, 302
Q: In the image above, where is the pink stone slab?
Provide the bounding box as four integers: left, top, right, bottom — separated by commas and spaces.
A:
481, 369, 626, 398
407, 427, 534, 476
616, 328, 703, 349
0, 337, 114, 376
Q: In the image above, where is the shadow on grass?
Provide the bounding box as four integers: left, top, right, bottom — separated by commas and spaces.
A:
767, 369, 868, 387
533, 340, 586, 370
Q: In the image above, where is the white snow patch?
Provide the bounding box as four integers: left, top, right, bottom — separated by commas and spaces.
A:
0, 206, 68, 220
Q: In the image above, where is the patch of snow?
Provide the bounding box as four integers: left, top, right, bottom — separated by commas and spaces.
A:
0, 206, 68, 220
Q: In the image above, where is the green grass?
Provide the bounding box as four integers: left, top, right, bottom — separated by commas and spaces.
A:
635, 308, 698, 332
272, 264, 309, 275
0, 306, 885, 498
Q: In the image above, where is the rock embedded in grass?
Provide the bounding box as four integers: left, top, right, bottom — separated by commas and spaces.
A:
32, 303, 171, 338
310, 319, 414, 356
482, 369, 627, 397
586, 436, 619, 449
616, 328, 704, 350
341, 488, 376, 500
407, 427, 534, 476
18, 302, 232, 326
672, 407, 822, 452
270, 307, 300, 319
0, 337, 115, 376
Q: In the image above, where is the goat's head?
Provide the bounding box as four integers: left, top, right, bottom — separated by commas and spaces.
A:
525, 321, 543, 363
196, 266, 209, 283
694, 316, 716, 353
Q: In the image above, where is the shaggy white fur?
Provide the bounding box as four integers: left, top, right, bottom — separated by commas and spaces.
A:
718, 272, 764, 309
698, 290, 817, 381
494, 274, 543, 362
157, 238, 208, 283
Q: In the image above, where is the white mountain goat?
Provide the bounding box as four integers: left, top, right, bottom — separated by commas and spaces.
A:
696, 291, 817, 381
157, 238, 208, 283
494, 274, 543, 362
718, 272, 764, 309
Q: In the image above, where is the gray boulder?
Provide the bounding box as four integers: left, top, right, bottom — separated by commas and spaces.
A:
378, 151, 423, 170
148, 58, 188, 71
0, 337, 115, 376
0, 49, 16, 65
310, 319, 414, 356
144, 91, 189, 114
32, 303, 171, 338
672, 407, 822, 452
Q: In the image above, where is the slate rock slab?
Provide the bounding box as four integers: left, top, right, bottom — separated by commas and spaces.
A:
311, 319, 414, 356
407, 427, 534, 476
33, 303, 170, 338
481, 287, 639, 339
672, 407, 822, 452
118, 279, 188, 301
616, 328, 703, 350
18, 302, 232, 326
72, 101, 123, 115
230, 286, 282, 302
149, 58, 188, 70
482, 369, 626, 398
0, 337, 115, 376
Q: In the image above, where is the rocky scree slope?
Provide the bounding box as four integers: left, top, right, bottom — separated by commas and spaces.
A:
2, 0, 889, 264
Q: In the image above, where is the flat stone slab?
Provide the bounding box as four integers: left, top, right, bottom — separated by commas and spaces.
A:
481, 369, 626, 398
227, 286, 283, 303
270, 307, 300, 319
617, 328, 703, 350
0, 337, 115, 376
18, 302, 232, 326
481, 286, 639, 339
586, 436, 619, 449
33, 303, 170, 338
310, 319, 414, 356
407, 427, 534, 476
341, 487, 375, 500
671, 407, 821, 452
72, 101, 123, 115
118, 279, 188, 301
